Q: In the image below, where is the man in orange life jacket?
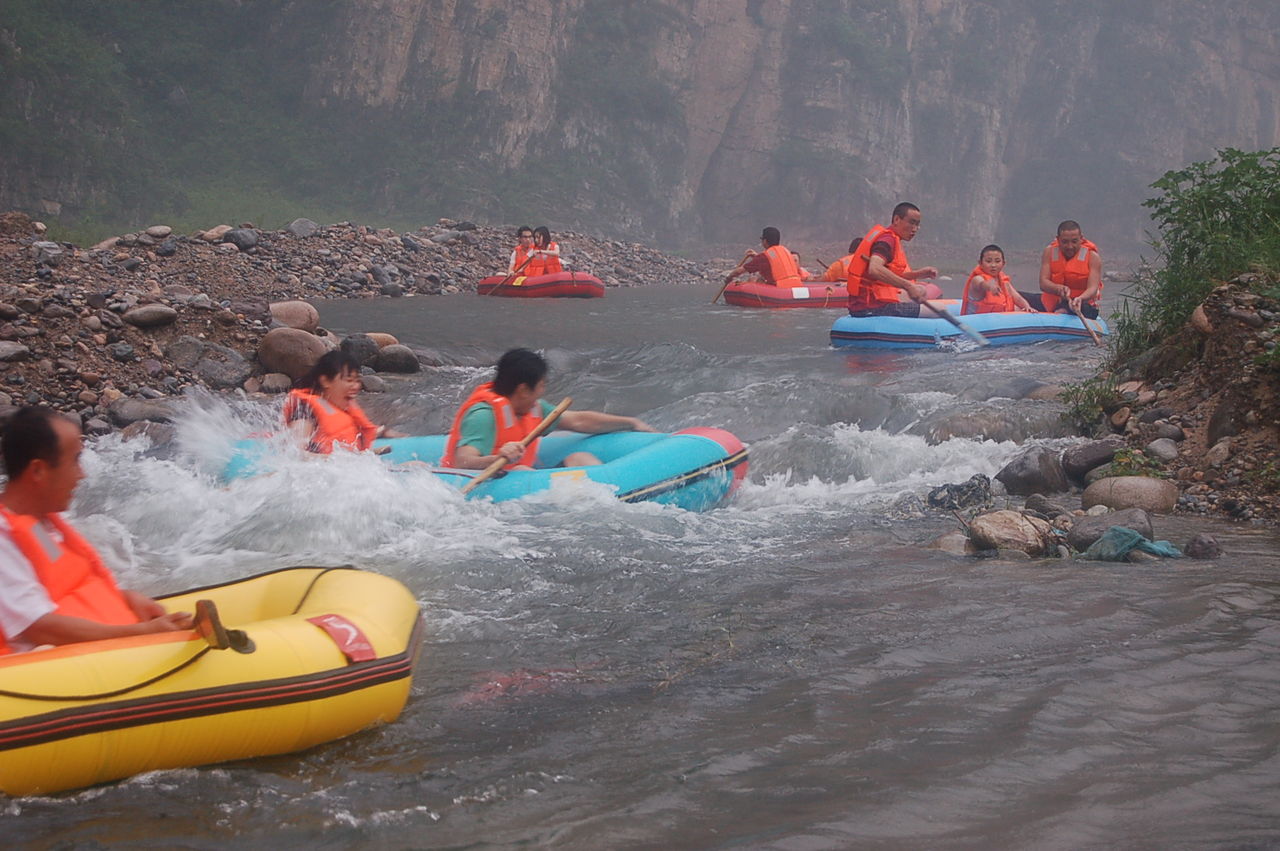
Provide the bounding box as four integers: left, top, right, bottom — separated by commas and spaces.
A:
723, 227, 804, 288
0, 408, 191, 654
846, 202, 940, 317
441, 348, 654, 470
1031, 220, 1103, 319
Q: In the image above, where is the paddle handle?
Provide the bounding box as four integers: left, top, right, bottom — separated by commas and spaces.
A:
922, 299, 991, 347
460, 397, 573, 494
489, 253, 535, 294
1071, 303, 1103, 346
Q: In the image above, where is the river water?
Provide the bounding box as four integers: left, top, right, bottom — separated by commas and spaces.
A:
6, 280, 1280, 849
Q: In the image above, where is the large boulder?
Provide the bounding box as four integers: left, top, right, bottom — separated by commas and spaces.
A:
969, 510, 1055, 556
1082, 476, 1179, 513
366, 332, 399, 348
123, 304, 178, 328
1061, 438, 1124, 484
995, 446, 1069, 495
257, 327, 328, 380
190, 342, 252, 389
373, 344, 421, 373
269, 300, 320, 333
1065, 507, 1154, 551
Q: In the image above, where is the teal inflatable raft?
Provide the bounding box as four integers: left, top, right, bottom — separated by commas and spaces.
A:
831, 311, 1108, 349
224, 428, 749, 512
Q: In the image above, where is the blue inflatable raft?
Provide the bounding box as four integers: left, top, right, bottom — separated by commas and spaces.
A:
224, 428, 748, 512
830, 311, 1108, 349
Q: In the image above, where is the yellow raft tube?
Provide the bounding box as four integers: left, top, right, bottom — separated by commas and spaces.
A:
0, 566, 423, 796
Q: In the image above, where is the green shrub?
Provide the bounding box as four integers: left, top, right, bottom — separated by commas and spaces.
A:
1059, 374, 1120, 434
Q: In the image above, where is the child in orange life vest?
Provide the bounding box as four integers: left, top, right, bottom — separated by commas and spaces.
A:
283, 351, 401, 454
961, 244, 1034, 315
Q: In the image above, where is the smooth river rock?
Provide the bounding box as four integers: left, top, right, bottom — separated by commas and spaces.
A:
257, 327, 328, 380
1065, 508, 1154, 551
1082, 476, 1179, 514
995, 446, 1069, 495
969, 510, 1055, 556
269, 300, 320, 333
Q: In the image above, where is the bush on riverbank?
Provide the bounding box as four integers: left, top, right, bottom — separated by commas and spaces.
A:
1110, 147, 1280, 364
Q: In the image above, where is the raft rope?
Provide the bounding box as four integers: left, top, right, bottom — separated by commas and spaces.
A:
0, 566, 355, 702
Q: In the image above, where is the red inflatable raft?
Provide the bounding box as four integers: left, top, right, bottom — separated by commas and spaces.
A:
723, 280, 849, 308
477, 271, 605, 298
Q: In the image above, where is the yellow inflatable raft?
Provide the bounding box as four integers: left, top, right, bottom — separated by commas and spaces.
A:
0, 566, 423, 796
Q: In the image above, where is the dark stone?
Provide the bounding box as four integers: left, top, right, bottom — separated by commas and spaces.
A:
191, 343, 252, 389
286, 218, 319, 238
373, 344, 421, 373
228, 298, 271, 322
1065, 508, 1153, 551
1138, 406, 1174, 424
224, 228, 259, 251
155, 239, 178, 257
455, 221, 478, 230
1025, 493, 1072, 517
1207, 402, 1238, 447
380, 283, 403, 297
108, 398, 176, 426
108, 342, 135, 362
1185, 533, 1222, 559
995, 446, 1069, 495
370, 265, 392, 286
340, 333, 381, 367
1061, 438, 1124, 484
926, 474, 992, 510
121, 257, 143, 272
400, 234, 421, 251
86, 292, 110, 309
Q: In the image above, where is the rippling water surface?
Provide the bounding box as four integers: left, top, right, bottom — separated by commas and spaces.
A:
6, 282, 1279, 849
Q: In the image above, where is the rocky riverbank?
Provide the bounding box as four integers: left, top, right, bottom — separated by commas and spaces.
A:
0, 210, 708, 438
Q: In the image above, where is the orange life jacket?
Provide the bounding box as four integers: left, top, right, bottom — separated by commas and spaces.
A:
534, 242, 563, 276
1043, 238, 1101, 312
822, 254, 854, 282
847, 225, 910, 310
440, 382, 544, 468
0, 506, 138, 655
512, 243, 536, 275
284, 389, 379, 454
760, 244, 802, 287
961, 266, 1015, 315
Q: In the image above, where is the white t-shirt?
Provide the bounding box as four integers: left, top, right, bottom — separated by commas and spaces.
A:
0, 514, 61, 653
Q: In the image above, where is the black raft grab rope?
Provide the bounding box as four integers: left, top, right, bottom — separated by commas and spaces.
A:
0, 565, 356, 703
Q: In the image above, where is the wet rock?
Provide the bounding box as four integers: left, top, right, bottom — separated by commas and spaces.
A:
359, 374, 387, 392
928, 530, 977, 555
258, 327, 328, 380
1025, 493, 1072, 518
995, 446, 1069, 495
340, 333, 381, 367
968, 510, 1055, 556
108, 397, 176, 426
926, 474, 992, 510
123, 304, 179, 328
120, 420, 176, 446
1061, 438, 1124, 484
1065, 507, 1154, 551
373, 344, 421, 373
1184, 533, 1222, 559
260, 372, 293, 393
190, 342, 252, 389
1082, 476, 1179, 514
380, 283, 403, 297
84, 417, 113, 435
269, 300, 320, 333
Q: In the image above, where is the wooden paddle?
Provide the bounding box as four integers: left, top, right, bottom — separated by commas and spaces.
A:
488, 252, 535, 295
711, 251, 757, 304
921, 298, 991, 347
1070, 302, 1103, 346
460, 397, 573, 495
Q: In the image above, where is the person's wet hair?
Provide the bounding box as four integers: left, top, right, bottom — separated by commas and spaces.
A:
493, 348, 548, 396
295, 350, 363, 393
1, 406, 66, 479
761, 226, 781, 247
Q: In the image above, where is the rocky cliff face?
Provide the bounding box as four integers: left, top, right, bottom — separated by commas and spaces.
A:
300, 0, 1280, 250
4, 0, 1278, 252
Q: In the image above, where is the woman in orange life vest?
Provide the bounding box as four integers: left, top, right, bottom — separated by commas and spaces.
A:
1034, 220, 1103, 319
507, 225, 536, 275
0, 407, 191, 654
441, 348, 653, 471
526, 226, 563, 278
961, 244, 1034, 315
791, 251, 814, 282
283, 351, 402, 455
723, 227, 803, 288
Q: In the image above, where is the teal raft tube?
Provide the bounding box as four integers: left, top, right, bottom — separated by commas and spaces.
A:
830, 310, 1108, 349
224, 428, 749, 512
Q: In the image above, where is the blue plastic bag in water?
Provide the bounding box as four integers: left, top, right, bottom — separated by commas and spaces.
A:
1082, 526, 1183, 561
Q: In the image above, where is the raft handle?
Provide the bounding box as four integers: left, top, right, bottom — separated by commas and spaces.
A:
194, 600, 256, 654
